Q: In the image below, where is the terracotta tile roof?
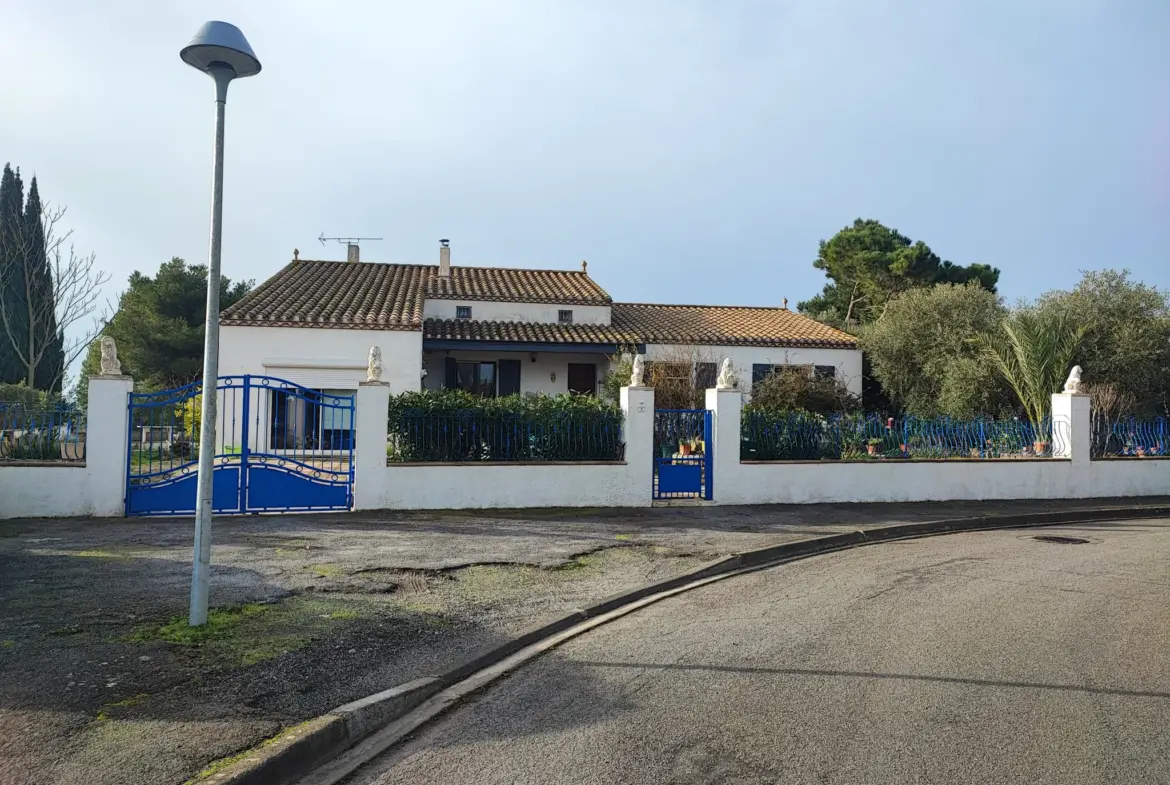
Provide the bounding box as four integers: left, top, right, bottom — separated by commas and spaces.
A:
220, 260, 428, 330
611, 303, 858, 349
425, 267, 611, 304
220, 259, 610, 329
220, 259, 855, 349
424, 319, 639, 346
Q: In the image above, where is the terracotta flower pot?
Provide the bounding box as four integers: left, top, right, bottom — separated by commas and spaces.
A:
1033, 441, 1049, 455
867, 444, 880, 456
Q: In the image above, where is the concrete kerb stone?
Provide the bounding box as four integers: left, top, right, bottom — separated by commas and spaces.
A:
201, 504, 1170, 785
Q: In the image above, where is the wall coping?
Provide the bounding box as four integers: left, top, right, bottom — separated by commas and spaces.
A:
1090, 456, 1170, 462
0, 461, 87, 468
740, 458, 1068, 465
386, 460, 628, 468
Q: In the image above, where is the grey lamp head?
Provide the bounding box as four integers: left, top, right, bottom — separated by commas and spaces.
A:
180, 21, 261, 78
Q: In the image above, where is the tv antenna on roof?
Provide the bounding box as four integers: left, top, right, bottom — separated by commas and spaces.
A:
318, 233, 382, 247
318, 233, 382, 263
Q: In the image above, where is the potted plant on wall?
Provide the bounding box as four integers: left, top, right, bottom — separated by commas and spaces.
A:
866, 438, 883, 457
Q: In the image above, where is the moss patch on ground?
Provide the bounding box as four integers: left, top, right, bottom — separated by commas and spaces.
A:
182, 719, 318, 784
74, 548, 130, 559
125, 597, 371, 668
307, 562, 342, 578
97, 693, 149, 721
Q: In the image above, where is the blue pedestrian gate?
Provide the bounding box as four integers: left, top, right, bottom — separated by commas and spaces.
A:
653, 409, 713, 500
126, 375, 355, 516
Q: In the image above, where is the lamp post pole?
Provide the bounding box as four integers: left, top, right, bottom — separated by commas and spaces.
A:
189, 67, 232, 626
181, 21, 261, 626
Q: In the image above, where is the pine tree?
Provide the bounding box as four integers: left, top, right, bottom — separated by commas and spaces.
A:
0, 164, 25, 385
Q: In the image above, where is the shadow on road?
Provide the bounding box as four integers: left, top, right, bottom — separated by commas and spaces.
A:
570, 661, 1170, 700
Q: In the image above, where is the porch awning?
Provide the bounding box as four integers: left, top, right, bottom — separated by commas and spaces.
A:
423, 318, 643, 354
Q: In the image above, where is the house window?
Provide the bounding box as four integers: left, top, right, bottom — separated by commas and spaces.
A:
558, 309, 573, 324
456, 306, 472, 320
694, 362, 718, 390
751, 364, 837, 388
456, 361, 496, 397
269, 389, 354, 450
567, 363, 597, 395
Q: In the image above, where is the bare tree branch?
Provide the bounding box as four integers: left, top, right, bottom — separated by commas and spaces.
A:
0, 201, 110, 391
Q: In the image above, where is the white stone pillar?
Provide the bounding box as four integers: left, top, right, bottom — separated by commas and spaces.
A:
706, 387, 743, 503
354, 381, 391, 510
620, 385, 655, 507
1051, 391, 1091, 464
87, 374, 135, 516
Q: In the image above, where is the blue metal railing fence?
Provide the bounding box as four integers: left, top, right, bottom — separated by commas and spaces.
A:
387, 411, 625, 462
741, 411, 1064, 461
0, 403, 86, 462
1091, 416, 1167, 459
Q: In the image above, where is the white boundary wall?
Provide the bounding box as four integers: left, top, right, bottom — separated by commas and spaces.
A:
0, 375, 132, 520
4, 381, 1166, 518
708, 390, 1169, 504
354, 384, 655, 510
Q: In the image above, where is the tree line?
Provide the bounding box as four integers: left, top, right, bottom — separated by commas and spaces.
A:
798, 218, 1170, 422
0, 161, 253, 409
76, 257, 253, 409
0, 164, 107, 394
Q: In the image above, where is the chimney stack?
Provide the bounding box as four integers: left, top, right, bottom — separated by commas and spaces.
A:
347, 243, 360, 263
439, 239, 451, 277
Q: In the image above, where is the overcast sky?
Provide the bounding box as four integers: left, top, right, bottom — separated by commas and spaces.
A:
2, 0, 1167, 321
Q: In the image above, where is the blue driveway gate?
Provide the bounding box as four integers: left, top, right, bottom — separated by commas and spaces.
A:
126, 375, 355, 516
653, 409, 713, 500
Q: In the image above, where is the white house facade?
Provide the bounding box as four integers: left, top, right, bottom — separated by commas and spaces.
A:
217, 242, 862, 406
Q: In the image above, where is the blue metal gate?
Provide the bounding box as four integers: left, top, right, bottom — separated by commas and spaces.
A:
653, 409, 713, 500
126, 375, 355, 516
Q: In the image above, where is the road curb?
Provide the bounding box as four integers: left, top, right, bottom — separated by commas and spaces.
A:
198, 504, 1170, 785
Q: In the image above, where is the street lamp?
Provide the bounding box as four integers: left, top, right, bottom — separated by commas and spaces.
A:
181, 21, 261, 626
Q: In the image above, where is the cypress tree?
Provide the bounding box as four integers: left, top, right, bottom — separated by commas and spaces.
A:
0, 164, 25, 385
24, 178, 63, 391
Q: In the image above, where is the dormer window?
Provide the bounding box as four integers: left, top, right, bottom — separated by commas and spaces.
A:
456, 306, 472, 320
558, 309, 573, 324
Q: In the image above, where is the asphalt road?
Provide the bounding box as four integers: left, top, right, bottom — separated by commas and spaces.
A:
348, 520, 1170, 785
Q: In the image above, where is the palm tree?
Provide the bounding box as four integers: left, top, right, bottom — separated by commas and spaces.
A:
975, 310, 1085, 432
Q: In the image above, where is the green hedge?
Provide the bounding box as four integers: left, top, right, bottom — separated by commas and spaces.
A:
387, 390, 625, 462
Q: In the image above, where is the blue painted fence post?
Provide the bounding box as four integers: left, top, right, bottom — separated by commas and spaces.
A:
239, 374, 252, 513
